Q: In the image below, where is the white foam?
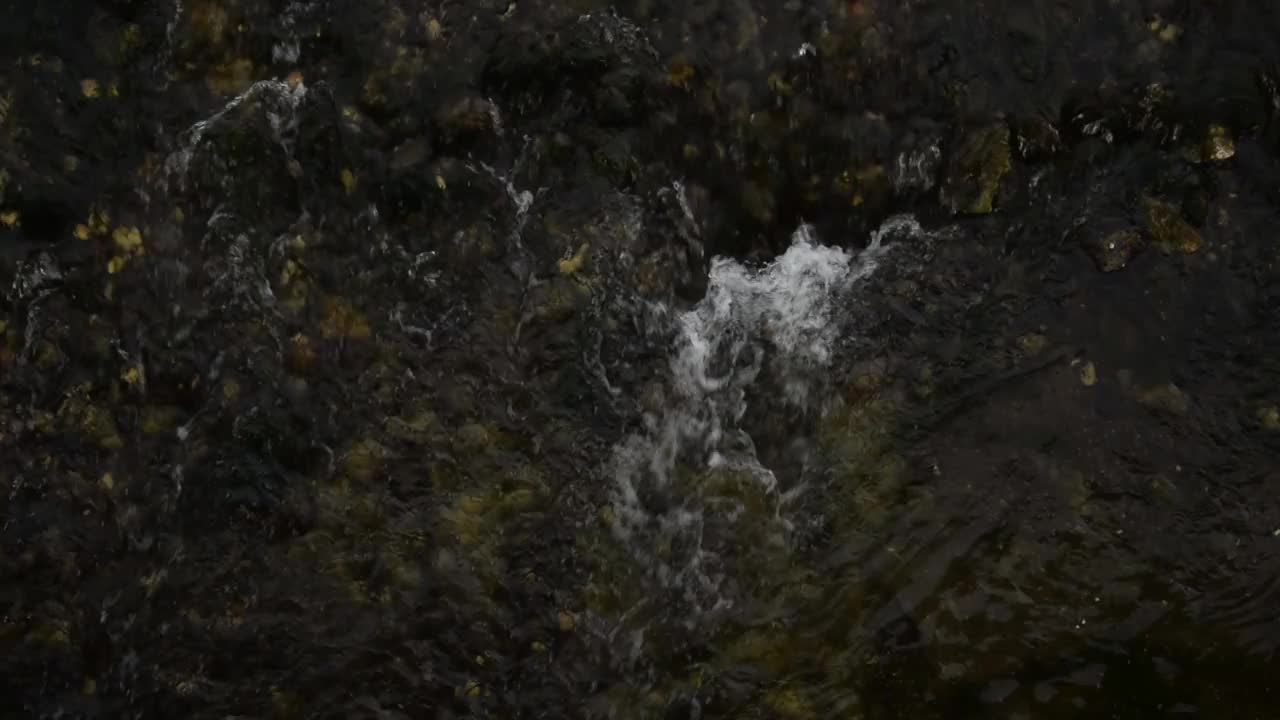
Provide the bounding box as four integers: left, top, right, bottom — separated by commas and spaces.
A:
607, 220, 899, 615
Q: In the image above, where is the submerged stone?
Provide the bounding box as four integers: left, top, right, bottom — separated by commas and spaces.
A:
206, 58, 254, 95
1202, 124, 1235, 162
1083, 227, 1145, 272
188, 1, 230, 48
940, 124, 1011, 214
1142, 197, 1203, 255
340, 438, 391, 483
319, 297, 372, 339
1139, 383, 1189, 415
1078, 361, 1098, 387
1257, 406, 1280, 432
1017, 333, 1048, 356
453, 423, 493, 455
435, 97, 497, 140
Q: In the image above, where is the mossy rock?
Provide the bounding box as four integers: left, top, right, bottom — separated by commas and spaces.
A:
339, 438, 392, 483
531, 276, 590, 323
140, 405, 183, 435
1201, 124, 1235, 162
1257, 406, 1280, 432
940, 124, 1012, 215
452, 423, 495, 455
434, 97, 498, 139
319, 297, 372, 339
591, 135, 640, 186
58, 388, 123, 449
1142, 196, 1203, 255
1138, 383, 1189, 415
385, 407, 438, 444
1082, 227, 1145, 272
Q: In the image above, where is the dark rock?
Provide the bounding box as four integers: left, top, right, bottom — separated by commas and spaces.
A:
1011, 115, 1062, 161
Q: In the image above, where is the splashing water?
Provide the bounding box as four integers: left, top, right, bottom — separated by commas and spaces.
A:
609, 222, 895, 614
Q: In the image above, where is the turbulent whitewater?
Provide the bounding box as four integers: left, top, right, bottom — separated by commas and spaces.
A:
608, 222, 896, 612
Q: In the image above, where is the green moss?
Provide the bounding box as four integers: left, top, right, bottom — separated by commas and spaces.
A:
188, 1, 230, 48
82, 406, 123, 449
141, 405, 183, 435
453, 423, 494, 455
1016, 332, 1048, 357
720, 628, 809, 676
319, 296, 372, 339
818, 394, 908, 533
532, 276, 589, 323
442, 463, 548, 563
385, 407, 438, 444
941, 124, 1012, 214
28, 620, 71, 647
33, 340, 64, 371
339, 438, 391, 483
764, 685, 818, 720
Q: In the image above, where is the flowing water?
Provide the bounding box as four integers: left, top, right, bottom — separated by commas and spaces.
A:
610, 225, 887, 618
3, 1, 1280, 718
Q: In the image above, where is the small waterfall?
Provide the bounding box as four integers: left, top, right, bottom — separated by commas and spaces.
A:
608, 222, 895, 615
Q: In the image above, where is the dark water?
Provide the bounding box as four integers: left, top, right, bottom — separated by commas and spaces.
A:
2, 0, 1280, 717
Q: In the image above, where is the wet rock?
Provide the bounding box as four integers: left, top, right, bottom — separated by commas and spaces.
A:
1083, 227, 1145, 273
1138, 383, 1189, 415
558, 243, 590, 275
845, 163, 889, 209
1078, 361, 1098, 387
385, 405, 437, 445
319, 297, 372, 340
940, 123, 1011, 214
1016, 333, 1048, 356
1258, 406, 1280, 432
285, 333, 317, 375
140, 405, 182, 435
564, 10, 656, 73
1063, 84, 1181, 145
434, 96, 497, 142
453, 423, 493, 455
388, 138, 429, 172
530, 276, 589, 323
1005, 5, 1049, 82
340, 438, 391, 483
742, 179, 776, 224
591, 134, 639, 186
1011, 115, 1062, 161
891, 137, 943, 194
206, 58, 255, 95
188, 1, 230, 48
1202, 124, 1235, 162
1123, 83, 1181, 144
1142, 197, 1203, 255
